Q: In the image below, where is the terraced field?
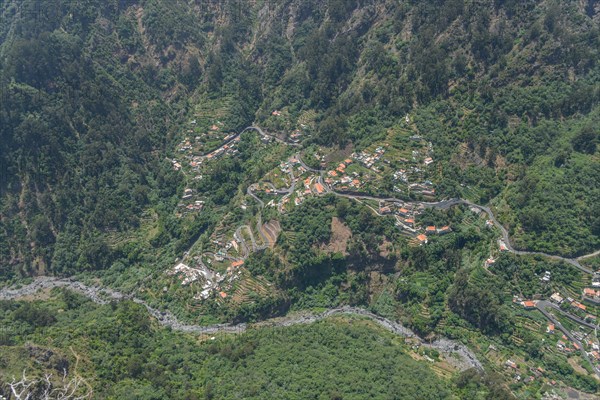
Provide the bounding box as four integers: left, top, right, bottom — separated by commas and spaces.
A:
260, 220, 281, 248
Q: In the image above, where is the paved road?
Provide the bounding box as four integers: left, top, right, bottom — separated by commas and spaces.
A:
246, 184, 264, 208
0, 277, 482, 372
325, 189, 596, 274
297, 152, 326, 173
277, 162, 297, 212
205, 125, 599, 273
537, 300, 600, 331
244, 185, 271, 249
535, 301, 600, 377
201, 125, 300, 160
242, 126, 301, 147
579, 249, 600, 261
233, 228, 250, 258
457, 202, 593, 274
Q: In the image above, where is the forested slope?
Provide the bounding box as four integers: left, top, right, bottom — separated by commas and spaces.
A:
0, 0, 598, 271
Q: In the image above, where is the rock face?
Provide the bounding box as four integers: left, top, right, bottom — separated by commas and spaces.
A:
26, 344, 70, 374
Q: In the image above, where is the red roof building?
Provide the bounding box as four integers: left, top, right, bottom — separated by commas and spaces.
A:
522, 301, 536, 309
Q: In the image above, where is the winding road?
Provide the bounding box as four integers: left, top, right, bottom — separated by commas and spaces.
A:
4, 124, 600, 380
328, 193, 595, 274
242, 126, 302, 147
295, 150, 599, 274
230, 133, 600, 275
0, 277, 482, 372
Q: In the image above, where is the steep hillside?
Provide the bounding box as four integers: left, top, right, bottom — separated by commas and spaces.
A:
1, 1, 598, 279
1, 1, 600, 397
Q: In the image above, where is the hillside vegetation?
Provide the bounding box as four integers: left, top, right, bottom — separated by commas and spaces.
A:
0, 293, 512, 399
0, 0, 598, 276
1, 1, 600, 397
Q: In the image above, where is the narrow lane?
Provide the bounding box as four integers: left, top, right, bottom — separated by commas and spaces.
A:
537, 300, 600, 331
535, 301, 600, 377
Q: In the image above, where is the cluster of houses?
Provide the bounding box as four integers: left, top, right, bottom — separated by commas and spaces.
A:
204, 135, 241, 160
196, 238, 260, 300
556, 338, 580, 354
392, 168, 436, 197
168, 261, 221, 287
408, 181, 436, 197
353, 147, 387, 169
325, 159, 366, 191
172, 126, 240, 176
555, 330, 600, 367
582, 274, 600, 304
175, 188, 204, 217
548, 291, 599, 326
369, 200, 451, 245
504, 360, 546, 385
514, 291, 600, 371
168, 254, 249, 302
548, 291, 592, 316
176, 120, 243, 169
